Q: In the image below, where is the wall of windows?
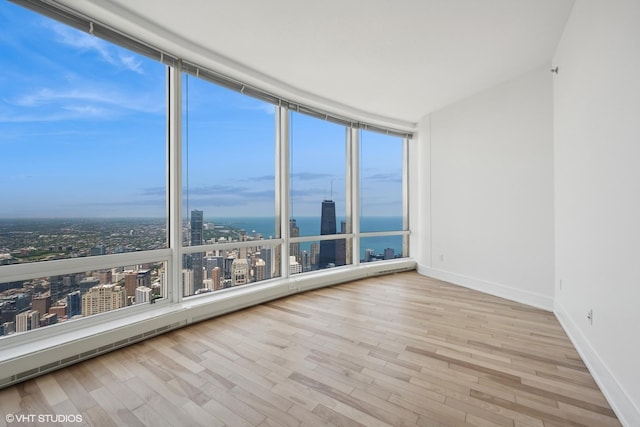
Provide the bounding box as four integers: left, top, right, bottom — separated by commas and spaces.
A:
0, 2, 168, 337
0, 0, 411, 377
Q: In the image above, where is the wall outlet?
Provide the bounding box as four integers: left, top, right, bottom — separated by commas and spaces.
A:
559, 279, 563, 290
587, 309, 593, 325
439, 254, 444, 262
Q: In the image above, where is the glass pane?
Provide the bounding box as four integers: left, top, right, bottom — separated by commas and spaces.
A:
0, 3, 167, 266
182, 74, 276, 243
181, 75, 276, 296
0, 262, 167, 337
290, 112, 347, 241
360, 236, 405, 263
360, 131, 403, 232
182, 244, 280, 296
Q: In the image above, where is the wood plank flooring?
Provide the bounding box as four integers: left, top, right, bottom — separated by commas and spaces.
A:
0, 271, 621, 426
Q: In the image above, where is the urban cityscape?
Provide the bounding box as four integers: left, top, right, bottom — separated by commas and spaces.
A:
0, 200, 402, 338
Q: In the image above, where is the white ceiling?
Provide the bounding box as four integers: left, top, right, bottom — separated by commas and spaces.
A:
64, 0, 575, 129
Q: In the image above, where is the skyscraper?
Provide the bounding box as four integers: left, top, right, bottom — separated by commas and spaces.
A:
260, 247, 273, 279
190, 209, 204, 292
319, 200, 336, 268
310, 243, 320, 267
135, 286, 152, 304
81, 284, 125, 316
211, 266, 221, 290
254, 258, 267, 281
289, 219, 300, 263
67, 291, 81, 317
31, 293, 51, 317
15, 310, 39, 333
49, 276, 63, 301
231, 258, 249, 286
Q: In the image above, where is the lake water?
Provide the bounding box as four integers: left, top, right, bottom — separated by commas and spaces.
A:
207, 216, 404, 259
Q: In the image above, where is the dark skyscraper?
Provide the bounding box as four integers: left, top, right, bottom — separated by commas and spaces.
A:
289, 219, 300, 262
67, 291, 81, 318
260, 247, 273, 279
191, 209, 204, 292
319, 200, 337, 268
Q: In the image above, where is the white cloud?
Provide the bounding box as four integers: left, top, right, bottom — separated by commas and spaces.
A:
47, 21, 144, 74
1, 86, 163, 123
119, 54, 144, 74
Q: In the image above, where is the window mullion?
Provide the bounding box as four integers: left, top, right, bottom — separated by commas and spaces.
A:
402, 137, 410, 257
276, 106, 290, 279
168, 63, 183, 303
350, 128, 360, 266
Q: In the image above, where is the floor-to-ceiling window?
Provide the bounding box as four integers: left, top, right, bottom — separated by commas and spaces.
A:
0, 1, 168, 337
181, 74, 278, 296
0, 0, 411, 348
289, 111, 351, 273
359, 130, 408, 262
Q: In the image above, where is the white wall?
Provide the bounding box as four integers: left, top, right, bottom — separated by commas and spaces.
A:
417, 65, 555, 310
553, 0, 640, 424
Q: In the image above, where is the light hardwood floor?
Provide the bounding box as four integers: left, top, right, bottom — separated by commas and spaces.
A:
0, 271, 620, 426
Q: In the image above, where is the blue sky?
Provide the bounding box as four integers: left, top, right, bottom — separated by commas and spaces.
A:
0, 1, 402, 219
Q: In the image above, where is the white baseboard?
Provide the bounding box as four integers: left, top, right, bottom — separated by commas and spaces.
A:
416, 264, 554, 311
554, 302, 639, 427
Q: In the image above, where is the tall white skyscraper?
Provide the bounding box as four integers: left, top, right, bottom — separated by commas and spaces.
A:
15, 310, 39, 333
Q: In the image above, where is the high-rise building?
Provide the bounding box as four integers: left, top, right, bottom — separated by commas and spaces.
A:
260, 248, 273, 280
136, 270, 151, 287
31, 293, 51, 317
310, 243, 320, 267
289, 219, 300, 262
124, 271, 137, 305
254, 258, 266, 282
289, 256, 302, 274
81, 284, 125, 317
97, 270, 112, 284
182, 269, 194, 297
2, 322, 15, 336
49, 276, 63, 301
301, 251, 310, 272
319, 200, 337, 268
224, 256, 235, 280
49, 304, 67, 319
384, 248, 395, 260
79, 277, 100, 294
206, 256, 224, 277
211, 267, 221, 290
15, 310, 39, 333
190, 209, 204, 292
135, 286, 152, 304
231, 258, 249, 286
